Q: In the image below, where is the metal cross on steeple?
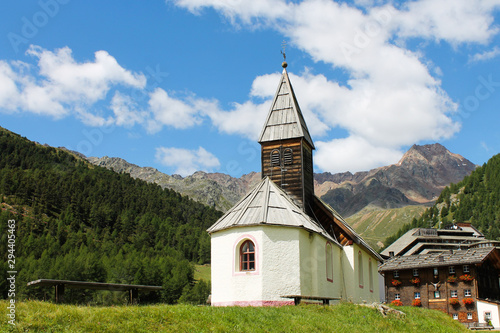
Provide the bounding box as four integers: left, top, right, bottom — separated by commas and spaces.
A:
281, 40, 287, 60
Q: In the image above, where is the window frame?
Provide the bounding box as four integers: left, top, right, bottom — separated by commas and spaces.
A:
414, 292, 421, 299
270, 149, 281, 167
451, 290, 458, 298
433, 267, 439, 276
413, 269, 419, 277
240, 240, 256, 272
395, 293, 400, 300
463, 265, 470, 273
467, 313, 473, 320
326, 242, 333, 282
358, 251, 364, 288
434, 291, 441, 299
465, 289, 472, 297
393, 270, 399, 278
452, 313, 458, 320
449, 266, 456, 274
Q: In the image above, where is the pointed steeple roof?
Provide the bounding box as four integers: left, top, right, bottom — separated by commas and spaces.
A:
258, 66, 315, 149
207, 177, 337, 244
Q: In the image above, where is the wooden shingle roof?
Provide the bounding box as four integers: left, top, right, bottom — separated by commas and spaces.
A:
207, 177, 338, 245
379, 247, 500, 272
258, 67, 315, 149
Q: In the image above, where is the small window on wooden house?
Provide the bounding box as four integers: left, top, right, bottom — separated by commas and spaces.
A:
467, 313, 473, 320
414, 292, 420, 299
463, 265, 470, 273
240, 240, 255, 271
283, 148, 293, 165
433, 267, 439, 276
434, 291, 440, 299
452, 313, 458, 320
451, 290, 458, 298
395, 293, 400, 300
449, 266, 455, 274
413, 269, 419, 277
393, 271, 399, 278
465, 289, 472, 297
270, 149, 281, 166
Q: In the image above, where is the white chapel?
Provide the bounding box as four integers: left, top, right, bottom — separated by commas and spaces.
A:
208, 61, 382, 306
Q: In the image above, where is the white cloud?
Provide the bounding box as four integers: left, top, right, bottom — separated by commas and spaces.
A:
111, 92, 147, 127
147, 88, 203, 132
0, 45, 146, 119
315, 136, 403, 173
171, 0, 498, 173
391, 0, 500, 45
469, 46, 500, 62
155, 146, 221, 176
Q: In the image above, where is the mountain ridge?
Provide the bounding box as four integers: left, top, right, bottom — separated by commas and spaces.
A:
86, 143, 476, 218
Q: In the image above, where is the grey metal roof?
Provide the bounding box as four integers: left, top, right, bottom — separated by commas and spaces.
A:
381, 226, 486, 257
258, 68, 315, 149
207, 177, 337, 244
379, 247, 497, 272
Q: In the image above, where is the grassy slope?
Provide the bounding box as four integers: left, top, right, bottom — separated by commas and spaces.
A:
0, 301, 468, 333
194, 264, 211, 282
346, 205, 428, 250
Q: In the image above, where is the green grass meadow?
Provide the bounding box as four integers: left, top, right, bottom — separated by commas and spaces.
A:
0, 300, 468, 333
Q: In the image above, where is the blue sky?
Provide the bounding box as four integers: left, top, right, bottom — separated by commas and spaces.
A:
0, 0, 499, 177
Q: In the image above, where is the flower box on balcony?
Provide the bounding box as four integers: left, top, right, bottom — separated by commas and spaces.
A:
460, 274, 473, 282
391, 300, 403, 306
447, 276, 457, 283
449, 298, 460, 306
463, 298, 474, 306
412, 299, 422, 307
391, 279, 402, 287
410, 277, 421, 285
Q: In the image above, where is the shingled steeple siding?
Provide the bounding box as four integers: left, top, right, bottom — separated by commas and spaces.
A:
258, 64, 315, 214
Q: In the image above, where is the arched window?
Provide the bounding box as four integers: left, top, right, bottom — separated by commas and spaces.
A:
358, 251, 364, 288
283, 148, 293, 165
240, 240, 255, 271
326, 242, 333, 282
270, 149, 280, 166
369, 258, 374, 292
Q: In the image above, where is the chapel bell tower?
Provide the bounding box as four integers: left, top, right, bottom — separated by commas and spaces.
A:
258, 61, 315, 215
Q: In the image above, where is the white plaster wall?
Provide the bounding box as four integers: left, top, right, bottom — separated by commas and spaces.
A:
211, 224, 378, 306
260, 227, 302, 301
477, 300, 500, 328
211, 227, 264, 305
341, 244, 380, 303
341, 245, 355, 302
299, 230, 342, 301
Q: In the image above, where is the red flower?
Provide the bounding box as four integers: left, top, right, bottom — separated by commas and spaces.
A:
460, 274, 473, 282
463, 298, 474, 306
410, 277, 421, 285
412, 299, 422, 307
449, 298, 460, 306
391, 300, 403, 306
447, 276, 457, 283
392, 279, 402, 287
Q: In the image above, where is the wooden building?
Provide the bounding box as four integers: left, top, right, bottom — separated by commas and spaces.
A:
379, 247, 500, 328
208, 62, 382, 306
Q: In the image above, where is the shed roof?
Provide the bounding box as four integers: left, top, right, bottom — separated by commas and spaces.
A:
258, 67, 315, 149
379, 247, 500, 272
207, 177, 337, 244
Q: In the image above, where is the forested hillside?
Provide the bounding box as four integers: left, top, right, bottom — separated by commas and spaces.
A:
0, 128, 222, 304
383, 153, 500, 248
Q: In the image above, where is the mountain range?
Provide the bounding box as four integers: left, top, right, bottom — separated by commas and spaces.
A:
87, 143, 476, 218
